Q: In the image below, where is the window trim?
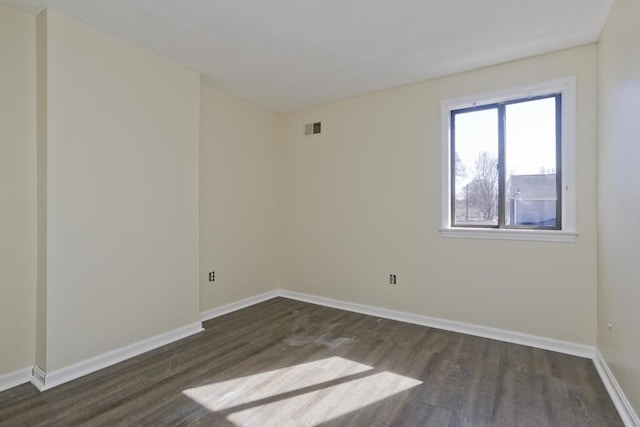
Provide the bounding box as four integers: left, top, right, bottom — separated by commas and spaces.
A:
440, 77, 577, 243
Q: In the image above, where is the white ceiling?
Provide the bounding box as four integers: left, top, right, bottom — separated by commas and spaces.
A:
3, 0, 613, 113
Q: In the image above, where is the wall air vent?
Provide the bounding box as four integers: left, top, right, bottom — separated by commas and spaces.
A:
304, 121, 321, 136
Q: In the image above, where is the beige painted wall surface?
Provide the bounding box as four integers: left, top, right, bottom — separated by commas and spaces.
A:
0, 4, 37, 377
42, 10, 200, 371
281, 45, 598, 345
199, 84, 280, 312
597, 0, 640, 416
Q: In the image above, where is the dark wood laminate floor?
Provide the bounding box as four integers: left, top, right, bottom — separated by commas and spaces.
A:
0, 297, 623, 426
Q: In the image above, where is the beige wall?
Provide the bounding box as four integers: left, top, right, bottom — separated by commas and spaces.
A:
597, 0, 640, 416
281, 45, 598, 345
38, 10, 200, 371
0, 4, 37, 377
199, 84, 281, 312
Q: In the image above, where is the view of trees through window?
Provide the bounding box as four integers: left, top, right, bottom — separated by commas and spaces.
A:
451, 95, 560, 229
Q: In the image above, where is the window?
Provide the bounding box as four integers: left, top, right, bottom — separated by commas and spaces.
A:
440, 78, 577, 242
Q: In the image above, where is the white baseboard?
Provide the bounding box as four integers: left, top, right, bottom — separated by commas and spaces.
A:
277, 289, 595, 358
593, 349, 640, 427
30, 365, 45, 391
31, 322, 203, 391
200, 290, 280, 323
0, 367, 32, 393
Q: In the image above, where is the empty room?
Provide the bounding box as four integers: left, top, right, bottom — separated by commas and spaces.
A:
0, 0, 638, 425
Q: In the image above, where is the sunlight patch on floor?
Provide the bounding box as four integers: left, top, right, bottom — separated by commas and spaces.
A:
183, 356, 371, 411
183, 356, 422, 426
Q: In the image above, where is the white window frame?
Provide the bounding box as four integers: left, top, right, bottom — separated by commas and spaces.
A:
440, 77, 577, 243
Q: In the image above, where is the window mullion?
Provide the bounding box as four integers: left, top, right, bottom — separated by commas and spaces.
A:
497, 104, 506, 228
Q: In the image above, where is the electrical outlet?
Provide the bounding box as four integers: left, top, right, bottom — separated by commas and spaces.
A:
390, 274, 396, 285
608, 319, 613, 331
209, 271, 215, 282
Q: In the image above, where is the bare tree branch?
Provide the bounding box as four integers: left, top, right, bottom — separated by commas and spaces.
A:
467, 151, 498, 221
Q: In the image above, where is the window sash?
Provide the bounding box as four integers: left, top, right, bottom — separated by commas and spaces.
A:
450, 94, 562, 230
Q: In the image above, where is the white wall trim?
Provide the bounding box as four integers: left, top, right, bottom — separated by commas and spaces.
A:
593, 349, 640, 427
30, 365, 46, 391
31, 322, 203, 391
277, 289, 594, 358
0, 367, 32, 393
439, 228, 578, 243
200, 290, 280, 323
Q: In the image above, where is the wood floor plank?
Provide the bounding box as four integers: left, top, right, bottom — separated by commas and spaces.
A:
0, 297, 624, 426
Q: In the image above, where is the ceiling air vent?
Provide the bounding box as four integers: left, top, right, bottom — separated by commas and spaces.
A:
304, 121, 321, 136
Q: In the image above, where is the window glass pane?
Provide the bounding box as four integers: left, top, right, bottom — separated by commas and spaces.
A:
505, 97, 558, 227
453, 108, 499, 226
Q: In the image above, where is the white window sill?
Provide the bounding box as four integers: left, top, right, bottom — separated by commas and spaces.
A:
439, 227, 577, 243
